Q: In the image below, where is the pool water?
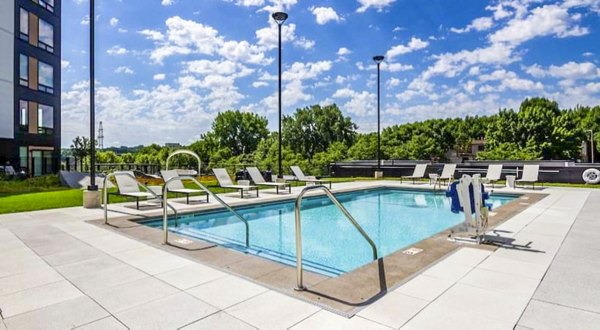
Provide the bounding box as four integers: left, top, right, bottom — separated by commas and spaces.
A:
143, 188, 515, 276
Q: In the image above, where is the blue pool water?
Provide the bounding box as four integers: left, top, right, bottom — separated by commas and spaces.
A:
143, 188, 516, 276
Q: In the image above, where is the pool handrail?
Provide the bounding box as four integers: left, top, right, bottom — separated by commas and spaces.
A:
162, 175, 250, 247
294, 185, 379, 291
103, 172, 178, 225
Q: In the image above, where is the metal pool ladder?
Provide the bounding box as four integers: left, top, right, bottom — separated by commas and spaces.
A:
294, 185, 379, 291
162, 176, 250, 247
103, 172, 178, 226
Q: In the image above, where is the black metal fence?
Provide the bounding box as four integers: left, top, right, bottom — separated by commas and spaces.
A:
330, 160, 600, 184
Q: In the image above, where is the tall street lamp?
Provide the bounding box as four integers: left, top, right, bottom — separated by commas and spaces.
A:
89, 0, 97, 191
84, 0, 99, 208
373, 55, 384, 177
272, 11, 288, 178
589, 129, 595, 163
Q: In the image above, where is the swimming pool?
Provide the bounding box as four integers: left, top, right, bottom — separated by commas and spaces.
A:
143, 188, 516, 276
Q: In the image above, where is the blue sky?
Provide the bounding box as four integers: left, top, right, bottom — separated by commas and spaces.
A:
60, 0, 600, 147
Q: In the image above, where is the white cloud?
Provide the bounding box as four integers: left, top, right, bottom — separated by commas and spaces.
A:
489, 4, 589, 46
310, 6, 341, 25
115, 66, 134, 74
450, 17, 494, 34
138, 29, 165, 41
525, 61, 600, 79
107, 46, 129, 55
337, 47, 352, 56
148, 16, 270, 65
81, 15, 90, 25
161, 0, 175, 6
153, 73, 166, 80
356, 0, 396, 13
283, 61, 332, 81
332, 88, 376, 116
61, 60, 70, 70
118, 28, 128, 33
386, 37, 429, 59
386, 77, 401, 88
109, 17, 119, 27
293, 37, 315, 50
252, 81, 268, 88
583, 52, 594, 57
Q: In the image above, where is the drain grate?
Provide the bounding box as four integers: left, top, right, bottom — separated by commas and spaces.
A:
403, 247, 423, 255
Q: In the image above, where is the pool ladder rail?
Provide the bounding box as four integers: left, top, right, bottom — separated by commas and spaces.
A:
294, 185, 379, 291
162, 176, 250, 248
103, 172, 179, 227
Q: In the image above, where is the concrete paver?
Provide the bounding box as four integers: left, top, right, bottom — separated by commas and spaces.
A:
0, 183, 596, 329
3, 296, 108, 329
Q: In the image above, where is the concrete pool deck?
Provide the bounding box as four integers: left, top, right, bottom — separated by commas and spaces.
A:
0, 181, 598, 329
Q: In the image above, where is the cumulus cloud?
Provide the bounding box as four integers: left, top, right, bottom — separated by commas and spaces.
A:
106, 46, 129, 55
161, 0, 175, 6
153, 73, 166, 80
450, 17, 494, 34
332, 88, 376, 116
109, 17, 119, 27
115, 66, 134, 74
356, 0, 396, 13
310, 6, 341, 25
525, 61, 600, 79
386, 37, 429, 59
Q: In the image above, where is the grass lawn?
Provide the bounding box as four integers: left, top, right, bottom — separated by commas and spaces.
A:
0, 175, 597, 215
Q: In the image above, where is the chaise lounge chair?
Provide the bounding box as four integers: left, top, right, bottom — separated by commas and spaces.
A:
160, 170, 209, 204
213, 168, 259, 198
516, 164, 539, 189
246, 167, 291, 194
400, 164, 427, 184
290, 166, 332, 189
482, 164, 503, 188
108, 171, 162, 209
438, 164, 457, 186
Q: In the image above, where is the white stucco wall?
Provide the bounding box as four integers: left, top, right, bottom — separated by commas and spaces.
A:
0, 0, 15, 139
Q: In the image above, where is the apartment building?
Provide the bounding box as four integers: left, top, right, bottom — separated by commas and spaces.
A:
0, 0, 61, 176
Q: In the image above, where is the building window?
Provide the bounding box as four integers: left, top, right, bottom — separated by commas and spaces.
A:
38, 18, 54, 53
19, 147, 28, 171
37, 0, 55, 13
38, 61, 54, 94
19, 8, 29, 41
19, 54, 28, 86
38, 104, 54, 135
19, 100, 28, 131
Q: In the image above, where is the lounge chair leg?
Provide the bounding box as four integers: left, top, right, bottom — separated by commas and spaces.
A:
256, 188, 259, 198
240, 189, 244, 199
136, 198, 139, 210
276, 186, 279, 194
186, 195, 189, 204
206, 194, 209, 203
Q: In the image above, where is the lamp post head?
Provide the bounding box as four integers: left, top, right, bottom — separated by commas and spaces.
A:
272, 12, 288, 25
373, 55, 384, 64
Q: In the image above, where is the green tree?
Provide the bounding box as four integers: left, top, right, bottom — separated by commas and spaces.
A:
212, 110, 269, 156
70, 136, 91, 170
348, 133, 378, 160
283, 104, 357, 158
96, 151, 122, 163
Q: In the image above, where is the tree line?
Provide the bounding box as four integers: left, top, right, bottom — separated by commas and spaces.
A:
75, 97, 599, 175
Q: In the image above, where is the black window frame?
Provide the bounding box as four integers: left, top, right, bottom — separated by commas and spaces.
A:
19, 8, 29, 42
19, 54, 29, 86
19, 100, 29, 132
37, 0, 55, 13
37, 18, 54, 53
37, 60, 54, 94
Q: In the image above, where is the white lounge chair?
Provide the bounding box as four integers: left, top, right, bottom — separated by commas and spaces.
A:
109, 171, 162, 209
160, 170, 209, 204
246, 167, 291, 194
290, 166, 332, 189
438, 164, 457, 186
213, 168, 259, 198
401, 164, 427, 184
516, 164, 539, 189
482, 164, 503, 188
1, 165, 17, 176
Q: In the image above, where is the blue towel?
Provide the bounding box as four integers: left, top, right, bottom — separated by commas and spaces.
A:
446, 181, 490, 214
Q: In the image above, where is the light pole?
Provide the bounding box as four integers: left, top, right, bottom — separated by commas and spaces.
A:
272, 11, 288, 178
373, 55, 384, 175
89, 0, 97, 191
589, 130, 595, 163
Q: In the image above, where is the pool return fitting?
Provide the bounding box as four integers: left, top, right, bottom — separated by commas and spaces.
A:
294, 185, 379, 291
